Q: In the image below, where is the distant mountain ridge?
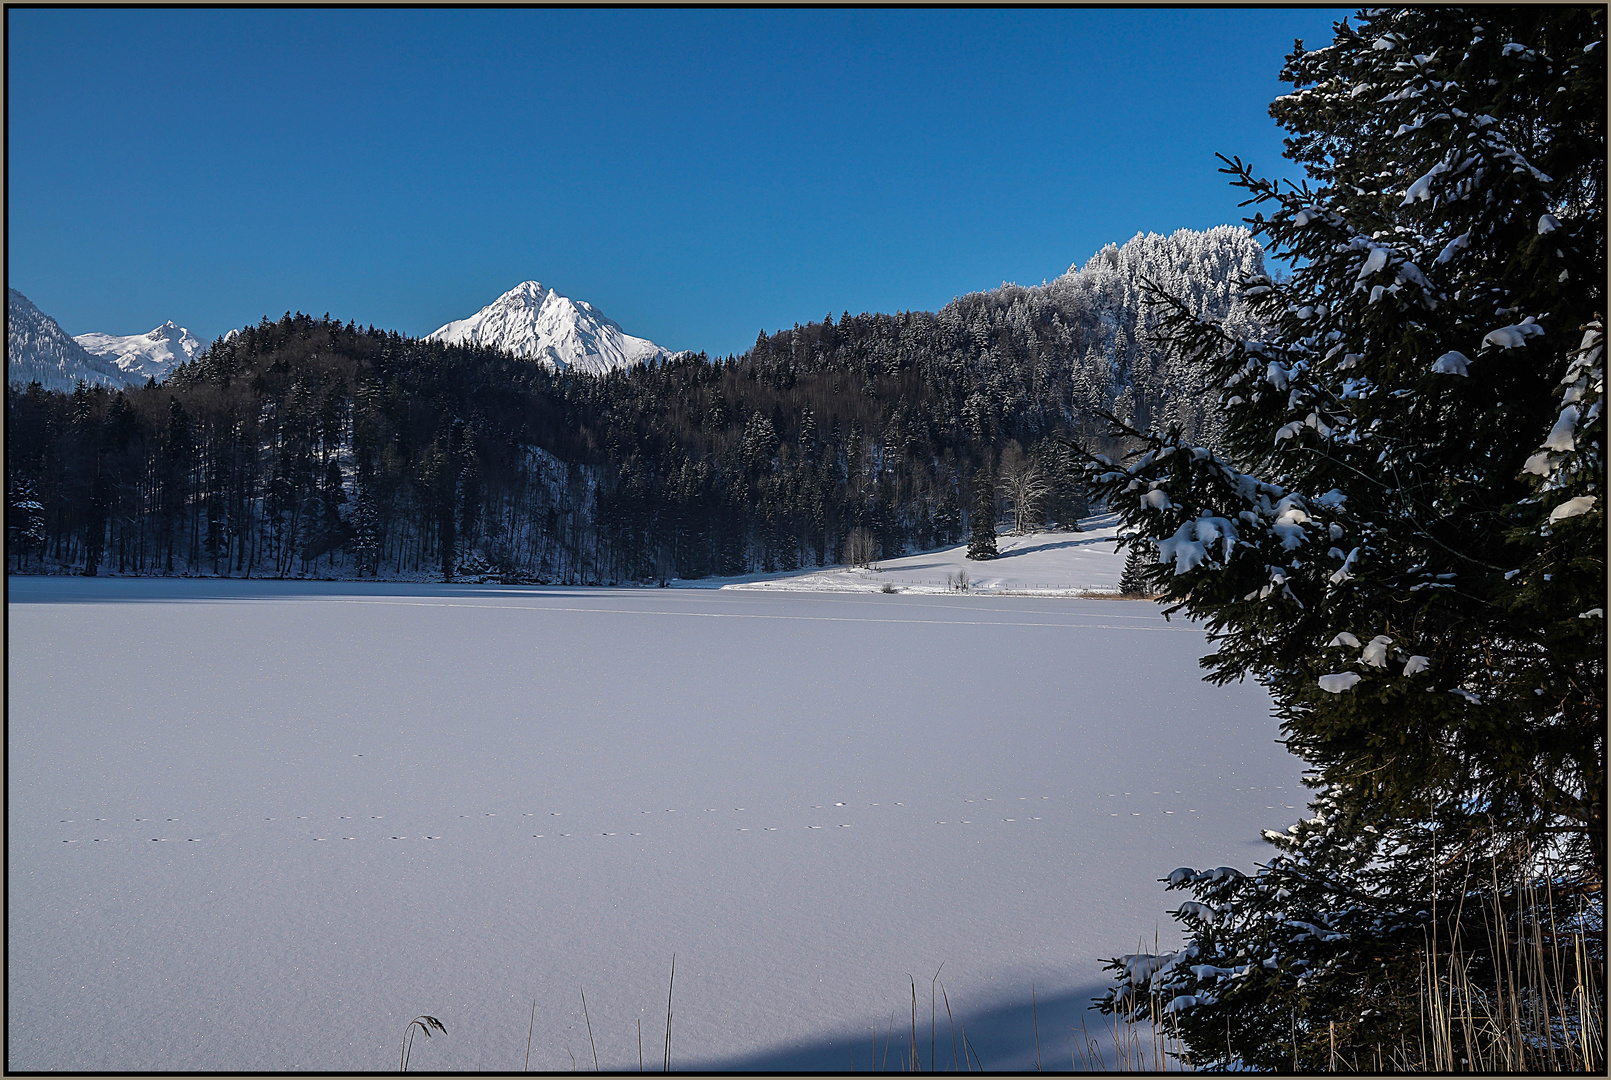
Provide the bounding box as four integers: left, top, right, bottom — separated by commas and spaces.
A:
7, 288, 129, 392
7, 288, 202, 391
426, 281, 672, 376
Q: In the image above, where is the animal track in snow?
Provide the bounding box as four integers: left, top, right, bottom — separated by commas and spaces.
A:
58, 790, 1098, 852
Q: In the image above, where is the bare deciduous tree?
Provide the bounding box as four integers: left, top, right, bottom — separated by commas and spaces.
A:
999, 443, 1050, 534
842, 527, 878, 569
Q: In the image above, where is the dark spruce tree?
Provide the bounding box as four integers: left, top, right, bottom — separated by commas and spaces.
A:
1087, 6, 1604, 1070
6, 475, 46, 570
348, 489, 381, 577
437, 417, 465, 582
965, 470, 998, 560
934, 484, 962, 546
1117, 537, 1155, 597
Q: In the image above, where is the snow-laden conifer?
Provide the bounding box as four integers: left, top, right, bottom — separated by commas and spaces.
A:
1085, 7, 1604, 1069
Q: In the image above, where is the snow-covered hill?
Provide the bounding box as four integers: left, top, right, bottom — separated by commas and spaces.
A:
7, 289, 130, 392
425, 281, 671, 375
75, 321, 206, 385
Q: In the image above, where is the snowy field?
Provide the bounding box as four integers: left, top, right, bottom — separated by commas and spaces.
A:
8, 576, 1302, 1071
690, 514, 1130, 596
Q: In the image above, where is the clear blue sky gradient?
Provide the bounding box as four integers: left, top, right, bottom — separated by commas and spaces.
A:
7, 7, 1351, 359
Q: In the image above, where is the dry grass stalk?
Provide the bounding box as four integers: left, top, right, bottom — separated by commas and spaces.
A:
399, 1015, 446, 1072
1402, 868, 1603, 1073
580, 986, 598, 1071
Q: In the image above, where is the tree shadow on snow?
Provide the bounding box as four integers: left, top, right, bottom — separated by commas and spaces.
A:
990, 535, 1119, 560
684, 981, 1130, 1073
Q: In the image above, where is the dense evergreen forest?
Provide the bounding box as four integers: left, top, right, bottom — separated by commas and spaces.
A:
6, 227, 1264, 582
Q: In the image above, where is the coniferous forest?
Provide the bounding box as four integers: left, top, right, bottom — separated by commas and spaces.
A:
6, 227, 1264, 582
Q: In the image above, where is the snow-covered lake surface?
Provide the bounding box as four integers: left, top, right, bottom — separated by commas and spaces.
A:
8, 577, 1301, 1071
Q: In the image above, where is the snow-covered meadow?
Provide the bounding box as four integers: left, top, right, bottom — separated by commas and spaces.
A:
696, 515, 1132, 597
7, 562, 1302, 1071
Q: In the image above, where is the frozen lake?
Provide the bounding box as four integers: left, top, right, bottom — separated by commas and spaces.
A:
7, 577, 1301, 1071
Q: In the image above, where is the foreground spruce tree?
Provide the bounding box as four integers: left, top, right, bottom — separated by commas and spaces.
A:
1087, 7, 1604, 1070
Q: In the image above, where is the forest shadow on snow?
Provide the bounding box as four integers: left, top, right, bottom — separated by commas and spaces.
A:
3, 575, 624, 605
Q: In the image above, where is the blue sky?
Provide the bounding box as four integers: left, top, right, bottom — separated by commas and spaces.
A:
8, 7, 1350, 358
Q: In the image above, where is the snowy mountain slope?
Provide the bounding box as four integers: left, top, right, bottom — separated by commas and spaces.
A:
6, 289, 130, 392
425, 281, 671, 376
75, 321, 206, 384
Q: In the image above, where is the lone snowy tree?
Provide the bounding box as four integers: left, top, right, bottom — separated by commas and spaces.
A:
1117, 537, 1156, 596
1087, 7, 1604, 1070
966, 469, 998, 560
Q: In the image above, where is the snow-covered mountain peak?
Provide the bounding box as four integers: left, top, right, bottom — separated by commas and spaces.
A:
502, 280, 550, 304
75, 321, 205, 384
426, 281, 671, 376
